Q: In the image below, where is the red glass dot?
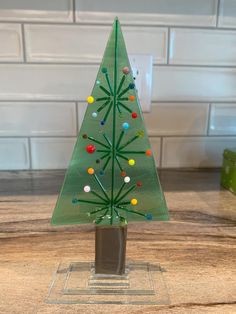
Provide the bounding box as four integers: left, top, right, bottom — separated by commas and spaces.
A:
129, 95, 135, 101
121, 171, 126, 177
132, 112, 138, 119
86, 144, 96, 154
146, 149, 152, 156
137, 181, 142, 187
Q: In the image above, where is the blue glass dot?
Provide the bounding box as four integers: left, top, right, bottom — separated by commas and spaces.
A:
146, 213, 153, 220
102, 67, 107, 73
92, 112, 98, 118
122, 122, 130, 130
99, 170, 105, 176
100, 120, 105, 126
129, 83, 135, 89
72, 198, 78, 204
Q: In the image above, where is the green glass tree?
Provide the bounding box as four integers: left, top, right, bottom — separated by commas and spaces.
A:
51, 18, 169, 274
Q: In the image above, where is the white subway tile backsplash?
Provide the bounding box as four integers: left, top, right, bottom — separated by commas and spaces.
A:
0, 102, 76, 136
0, 138, 29, 170
77, 103, 87, 129
144, 103, 209, 136
1, 65, 236, 103
0, 2, 235, 170
218, 0, 236, 28
30, 137, 160, 170
0, 64, 97, 101
76, 0, 217, 26
0, 24, 23, 62
209, 103, 236, 135
170, 28, 236, 66
25, 24, 167, 64
149, 137, 161, 167
153, 67, 236, 102
31, 137, 76, 169
162, 137, 236, 168
0, 0, 73, 22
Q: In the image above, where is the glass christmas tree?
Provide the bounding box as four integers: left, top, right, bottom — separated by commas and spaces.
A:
51, 18, 169, 275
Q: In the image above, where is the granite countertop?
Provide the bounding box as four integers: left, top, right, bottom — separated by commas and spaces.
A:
0, 169, 235, 313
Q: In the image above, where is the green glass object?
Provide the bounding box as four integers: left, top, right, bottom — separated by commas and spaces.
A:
221, 148, 236, 194
51, 18, 169, 226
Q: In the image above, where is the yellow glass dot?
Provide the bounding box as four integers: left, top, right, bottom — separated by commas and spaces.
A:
128, 159, 135, 166
87, 96, 94, 104
136, 130, 144, 137
131, 198, 138, 206
87, 167, 94, 175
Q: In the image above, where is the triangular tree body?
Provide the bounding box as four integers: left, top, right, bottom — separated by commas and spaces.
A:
51, 18, 169, 226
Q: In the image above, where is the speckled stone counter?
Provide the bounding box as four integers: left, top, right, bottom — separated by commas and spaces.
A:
0, 169, 235, 313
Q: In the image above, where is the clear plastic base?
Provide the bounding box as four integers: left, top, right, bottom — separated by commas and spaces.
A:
46, 261, 170, 304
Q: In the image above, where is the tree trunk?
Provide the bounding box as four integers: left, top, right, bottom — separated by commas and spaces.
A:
95, 225, 127, 275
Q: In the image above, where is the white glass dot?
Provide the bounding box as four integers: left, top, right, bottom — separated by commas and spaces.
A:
92, 112, 97, 118
84, 185, 91, 193
124, 176, 130, 183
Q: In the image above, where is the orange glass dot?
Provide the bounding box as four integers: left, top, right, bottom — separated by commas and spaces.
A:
146, 149, 152, 156
129, 95, 135, 101
87, 167, 94, 175
121, 171, 126, 177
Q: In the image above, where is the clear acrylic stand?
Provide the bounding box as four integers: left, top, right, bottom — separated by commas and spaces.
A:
46, 261, 170, 305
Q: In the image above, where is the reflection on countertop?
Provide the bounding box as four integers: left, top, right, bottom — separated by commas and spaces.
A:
0, 169, 235, 313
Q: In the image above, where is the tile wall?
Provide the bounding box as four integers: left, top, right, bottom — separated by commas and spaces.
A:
0, 0, 235, 169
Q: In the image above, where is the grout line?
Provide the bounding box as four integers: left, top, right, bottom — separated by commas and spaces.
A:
148, 134, 236, 138
0, 20, 236, 31
75, 101, 79, 134
0, 61, 100, 66
159, 166, 222, 170
155, 64, 236, 68
21, 24, 27, 62
28, 137, 32, 169
0, 99, 79, 103
0, 21, 75, 26
207, 103, 212, 136
0, 135, 77, 139
0, 20, 235, 30
0, 100, 235, 104
151, 101, 236, 105
72, 0, 76, 23
166, 27, 170, 65
1, 61, 236, 69
0, 21, 74, 26
151, 100, 236, 104
150, 100, 236, 104
216, 0, 221, 27
0, 135, 236, 140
